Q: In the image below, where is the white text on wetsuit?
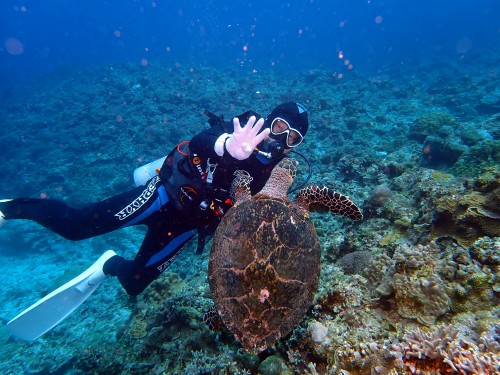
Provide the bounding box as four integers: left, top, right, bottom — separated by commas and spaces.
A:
157, 253, 178, 273
115, 176, 159, 220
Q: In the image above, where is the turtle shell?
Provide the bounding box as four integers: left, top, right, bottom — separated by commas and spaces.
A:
208, 194, 321, 353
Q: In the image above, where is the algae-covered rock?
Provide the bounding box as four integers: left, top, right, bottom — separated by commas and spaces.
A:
449, 140, 500, 177
469, 237, 500, 266
421, 134, 466, 169
258, 355, 292, 375
480, 87, 500, 110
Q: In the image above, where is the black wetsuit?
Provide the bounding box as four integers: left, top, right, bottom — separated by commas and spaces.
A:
0, 118, 282, 295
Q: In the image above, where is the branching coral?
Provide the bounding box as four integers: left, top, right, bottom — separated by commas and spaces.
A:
401, 325, 500, 374
182, 350, 252, 375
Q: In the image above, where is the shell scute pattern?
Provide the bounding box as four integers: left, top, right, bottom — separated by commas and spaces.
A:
209, 158, 362, 353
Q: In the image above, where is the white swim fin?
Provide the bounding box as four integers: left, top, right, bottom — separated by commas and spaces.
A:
0, 198, 13, 227
7, 250, 116, 341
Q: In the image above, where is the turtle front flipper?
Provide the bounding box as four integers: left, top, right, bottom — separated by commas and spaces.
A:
230, 170, 253, 206
295, 185, 363, 221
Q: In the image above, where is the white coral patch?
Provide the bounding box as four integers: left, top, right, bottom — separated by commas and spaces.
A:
309, 321, 328, 343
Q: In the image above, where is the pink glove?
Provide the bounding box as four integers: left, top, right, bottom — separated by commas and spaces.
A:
224, 116, 270, 160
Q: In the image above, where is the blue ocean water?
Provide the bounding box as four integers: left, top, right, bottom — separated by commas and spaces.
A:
0, 1, 499, 374
1, 0, 499, 83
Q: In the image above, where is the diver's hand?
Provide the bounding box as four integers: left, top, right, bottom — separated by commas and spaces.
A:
225, 116, 270, 160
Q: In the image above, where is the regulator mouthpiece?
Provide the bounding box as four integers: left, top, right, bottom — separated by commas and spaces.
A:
254, 140, 284, 159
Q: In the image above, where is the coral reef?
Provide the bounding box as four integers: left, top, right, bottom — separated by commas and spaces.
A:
1, 56, 500, 373
421, 133, 467, 169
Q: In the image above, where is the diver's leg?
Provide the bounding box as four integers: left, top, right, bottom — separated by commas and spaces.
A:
0, 176, 168, 240
104, 206, 197, 296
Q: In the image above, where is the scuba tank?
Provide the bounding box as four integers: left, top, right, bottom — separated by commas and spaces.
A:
133, 156, 166, 186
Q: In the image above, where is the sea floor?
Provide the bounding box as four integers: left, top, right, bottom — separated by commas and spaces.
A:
0, 53, 499, 374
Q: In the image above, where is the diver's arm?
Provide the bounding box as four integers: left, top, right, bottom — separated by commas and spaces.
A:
189, 126, 224, 159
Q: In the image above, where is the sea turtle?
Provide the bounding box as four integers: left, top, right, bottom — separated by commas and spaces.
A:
207, 158, 363, 353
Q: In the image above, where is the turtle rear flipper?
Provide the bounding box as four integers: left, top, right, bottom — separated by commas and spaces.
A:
203, 305, 226, 332
295, 185, 363, 221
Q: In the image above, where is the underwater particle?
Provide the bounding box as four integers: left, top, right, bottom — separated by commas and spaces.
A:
375, 16, 383, 24
4, 37, 24, 55
13, 5, 28, 12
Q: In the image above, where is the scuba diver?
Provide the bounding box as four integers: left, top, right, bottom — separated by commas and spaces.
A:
1, 102, 310, 340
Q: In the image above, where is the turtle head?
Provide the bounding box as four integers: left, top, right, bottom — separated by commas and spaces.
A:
276, 158, 298, 181
259, 158, 298, 198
